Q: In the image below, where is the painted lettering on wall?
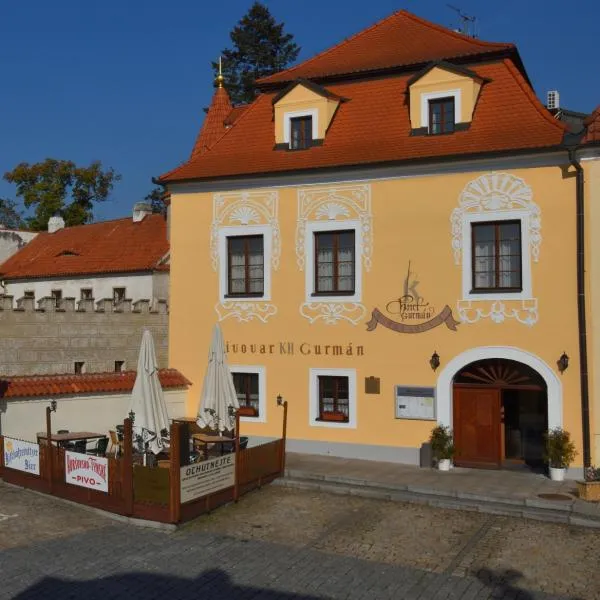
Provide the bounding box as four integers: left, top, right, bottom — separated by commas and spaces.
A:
367, 261, 459, 334
226, 342, 364, 357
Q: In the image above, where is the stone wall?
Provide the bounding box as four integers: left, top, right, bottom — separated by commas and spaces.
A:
0, 295, 168, 376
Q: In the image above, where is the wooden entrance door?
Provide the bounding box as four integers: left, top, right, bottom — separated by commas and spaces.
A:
453, 387, 501, 468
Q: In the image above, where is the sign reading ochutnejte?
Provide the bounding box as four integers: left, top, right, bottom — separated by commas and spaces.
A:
65, 451, 109, 493
180, 454, 236, 503
3, 437, 40, 475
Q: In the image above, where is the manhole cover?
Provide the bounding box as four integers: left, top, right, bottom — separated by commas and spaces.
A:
538, 493, 572, 501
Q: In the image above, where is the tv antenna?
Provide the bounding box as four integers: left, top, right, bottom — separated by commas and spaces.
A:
447, 5, 478, 38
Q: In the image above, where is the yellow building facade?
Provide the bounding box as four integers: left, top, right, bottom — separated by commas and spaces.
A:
161, 10, 600, 476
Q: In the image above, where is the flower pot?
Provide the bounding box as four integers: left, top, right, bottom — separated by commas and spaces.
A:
576, 480, 600, 502
549, 466, 566, 482
238, 406, 258, 417
320, 412, 347, 422
438, 459, 451, 471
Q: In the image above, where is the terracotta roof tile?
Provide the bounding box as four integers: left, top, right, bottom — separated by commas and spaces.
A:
190, 87, 232, 159
257, 10, 514, 86
224, 104, 250, 126
0, 369, 190, 399
583, 106, 600, 143
0, 214, 169, 281
161, 60, 565, 183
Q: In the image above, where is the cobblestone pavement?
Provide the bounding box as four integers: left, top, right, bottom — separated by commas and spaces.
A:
1, 483, 599, 599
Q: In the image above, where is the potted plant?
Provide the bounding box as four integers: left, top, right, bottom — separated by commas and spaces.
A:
429, 425, 455, 471
577, 466, 600, 501
545, 427, 577, 481
238, 405, 259, 417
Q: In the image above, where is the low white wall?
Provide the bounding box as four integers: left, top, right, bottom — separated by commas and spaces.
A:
0, 389, 187, 442
5, 273, 158, 305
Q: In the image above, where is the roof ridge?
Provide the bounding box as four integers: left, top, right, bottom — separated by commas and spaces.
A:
502, 59, 566, 133
257, 9, 403, 85
401, 10, 513, 50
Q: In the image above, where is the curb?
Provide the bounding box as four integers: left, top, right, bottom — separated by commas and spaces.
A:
1, 481, 178, 532
276, 471, 600, 529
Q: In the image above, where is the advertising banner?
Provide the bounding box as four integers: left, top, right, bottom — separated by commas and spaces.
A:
3, 437, 40, 475
65, 451, 109, 493
180, 454, 235, 503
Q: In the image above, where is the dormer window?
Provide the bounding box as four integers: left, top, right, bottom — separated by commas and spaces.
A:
290, 116, 313, 150
429, 97, 455, 135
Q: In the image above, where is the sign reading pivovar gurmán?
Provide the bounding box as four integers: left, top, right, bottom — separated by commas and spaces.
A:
367, 261, 459, 334
3, 437, 40, 475
180, 454, 235, 504
65, 451, 109, 493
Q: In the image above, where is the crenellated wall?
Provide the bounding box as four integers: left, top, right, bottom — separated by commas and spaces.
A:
0, 295, 168, 376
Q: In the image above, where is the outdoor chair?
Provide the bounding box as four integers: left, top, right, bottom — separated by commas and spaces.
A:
57, 430, 74, 450
87, 437, 109, 456
108, 430, 123, 457
157, 460, 170, 469
73, 440, 86, 454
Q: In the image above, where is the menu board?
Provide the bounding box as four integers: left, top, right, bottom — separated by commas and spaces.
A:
395, 386, 436, 420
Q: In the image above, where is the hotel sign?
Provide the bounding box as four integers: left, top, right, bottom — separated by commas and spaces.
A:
180, 454, 236, 503
367, 261, 459, 334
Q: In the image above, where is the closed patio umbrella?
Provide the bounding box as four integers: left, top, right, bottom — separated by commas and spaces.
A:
128, 329, 170, 455
197, 324, 239, 434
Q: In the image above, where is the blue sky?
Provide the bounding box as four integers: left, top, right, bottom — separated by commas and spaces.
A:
2, 0, 597, 222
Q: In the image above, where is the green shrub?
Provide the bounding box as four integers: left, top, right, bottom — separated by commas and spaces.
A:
429, 425, 455, 460
544, 428, 577, 468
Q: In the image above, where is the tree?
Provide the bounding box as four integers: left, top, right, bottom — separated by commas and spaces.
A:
0, 198, 25, 229
145, 186, 167, 217
213, 2, 300, 104
3, 159, 121, 231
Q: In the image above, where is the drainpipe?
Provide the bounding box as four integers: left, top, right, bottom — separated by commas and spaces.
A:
568, 147, 591, 468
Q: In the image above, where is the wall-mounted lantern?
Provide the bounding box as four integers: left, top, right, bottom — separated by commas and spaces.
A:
557, 352, 569, 374
429, 351, 440, 372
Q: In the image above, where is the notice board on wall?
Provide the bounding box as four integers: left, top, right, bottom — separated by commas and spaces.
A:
394, 386, 436, 420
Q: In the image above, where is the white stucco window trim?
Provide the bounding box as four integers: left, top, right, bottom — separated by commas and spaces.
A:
435, 346, 562, 431
229, 364, 267, 424
283, 109, 319, 146
309, 368, 357, 429
218, 225, 272, 303
420, 89, 462, 128
304, 219, 362, 303
461, 209, 532, 301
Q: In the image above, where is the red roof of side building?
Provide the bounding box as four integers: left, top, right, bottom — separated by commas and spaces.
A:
0, 369, 190, 399
0, 214, 169, 281
257, 10, 515, 86
160, 60, 566, 183
583, 106, 600, 143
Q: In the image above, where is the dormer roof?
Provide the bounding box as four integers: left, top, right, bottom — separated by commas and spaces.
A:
257, 9, 516, 87
272, 79, 346, 105
406, 61, 488, 87
582, 106, 600, 144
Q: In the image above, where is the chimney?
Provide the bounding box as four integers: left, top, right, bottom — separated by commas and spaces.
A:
133, 202, 152, 223
48, 216, 65, 233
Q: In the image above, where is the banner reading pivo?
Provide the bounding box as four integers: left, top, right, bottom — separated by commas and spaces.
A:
3, 437, 40, 475
180, 454, 235, 503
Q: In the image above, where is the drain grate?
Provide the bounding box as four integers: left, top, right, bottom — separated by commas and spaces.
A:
537, 493, 573, 501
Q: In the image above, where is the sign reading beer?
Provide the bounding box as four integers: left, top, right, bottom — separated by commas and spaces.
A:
180, 454, 236, 504
65, 451, 109, 493
3, 437, 40, 475
367, 261, 459, 334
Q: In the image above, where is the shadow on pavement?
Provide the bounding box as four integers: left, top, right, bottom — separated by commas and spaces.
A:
14, 568, 325, 600
475, 568, 584, 600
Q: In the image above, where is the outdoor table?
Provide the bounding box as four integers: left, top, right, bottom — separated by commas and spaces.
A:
192, 433, 234, 460
36, 431, 106, 448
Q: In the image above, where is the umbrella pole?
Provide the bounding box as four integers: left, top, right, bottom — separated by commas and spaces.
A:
233, 411, 240, 503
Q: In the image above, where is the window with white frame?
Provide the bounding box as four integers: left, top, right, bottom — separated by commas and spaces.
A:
305, 221, 362, 303
284, 109, 318, 149
229, 365, 266, 423
309, 368, 356, 429
218, 226, 272, 303
462, 211, 531, 300
420, 90, 461, 131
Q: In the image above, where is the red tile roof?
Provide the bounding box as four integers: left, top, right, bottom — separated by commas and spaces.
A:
0, 369, 191, 399
0, 214, 169, 281
583, 106, 600, 143
224, 104, 250, 126
257, 10, 514, 86
190, 86, 233, 159
161, 60, 565, 183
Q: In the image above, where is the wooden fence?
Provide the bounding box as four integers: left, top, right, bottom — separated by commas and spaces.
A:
0, 400, 288, 525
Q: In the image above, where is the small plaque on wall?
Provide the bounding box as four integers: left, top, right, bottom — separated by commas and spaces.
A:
365, 376, 380, 394
395, 386, 436, 420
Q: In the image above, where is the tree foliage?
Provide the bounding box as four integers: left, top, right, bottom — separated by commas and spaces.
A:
3, 159, 121, 231
0, 198, 25, 230
213, 2, 300, 104
145, 187, 167, 216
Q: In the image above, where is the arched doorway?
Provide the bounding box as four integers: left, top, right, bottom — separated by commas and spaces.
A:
452, 358, 548, 469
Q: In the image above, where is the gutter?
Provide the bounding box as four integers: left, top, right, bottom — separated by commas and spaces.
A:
568, 147, 591, 468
